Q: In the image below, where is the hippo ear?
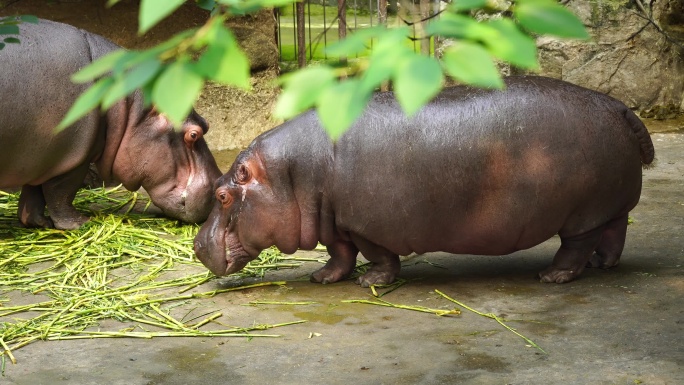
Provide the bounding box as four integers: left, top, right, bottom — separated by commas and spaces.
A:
234, 156, 266, 185
235, 164, 251, 184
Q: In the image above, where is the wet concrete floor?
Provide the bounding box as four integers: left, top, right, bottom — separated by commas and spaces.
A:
2, 132, 683, 385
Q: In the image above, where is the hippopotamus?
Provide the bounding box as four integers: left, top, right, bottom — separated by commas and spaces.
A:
194, 76, 654, 285
0, 19, 222, 229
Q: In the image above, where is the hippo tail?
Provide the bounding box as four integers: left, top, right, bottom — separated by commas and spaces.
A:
623, 107, 655, 167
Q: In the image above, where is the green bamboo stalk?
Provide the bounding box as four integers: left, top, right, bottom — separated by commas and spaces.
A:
434, 289, 546, 353
343, 298, 460, 317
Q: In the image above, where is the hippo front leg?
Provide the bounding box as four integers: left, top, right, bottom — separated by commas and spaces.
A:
41, 164, 91, 230
350, 234, 401, 287
311, 240, 359, 284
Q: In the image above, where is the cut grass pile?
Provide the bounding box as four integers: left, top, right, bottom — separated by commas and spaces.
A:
0, 186, 305, 369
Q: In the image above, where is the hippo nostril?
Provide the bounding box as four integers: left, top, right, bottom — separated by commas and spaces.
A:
181, 190, 187, 207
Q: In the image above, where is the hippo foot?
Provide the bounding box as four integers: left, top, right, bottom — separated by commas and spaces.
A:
538, 267, 582, 284
51, 214, 89, 230
355, 269, 396, 288
310, 266, 351, 285
20, 213, 54, 229
587, 252, 620, 269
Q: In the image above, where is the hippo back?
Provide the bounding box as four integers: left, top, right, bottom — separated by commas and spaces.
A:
0, 19, 114, 187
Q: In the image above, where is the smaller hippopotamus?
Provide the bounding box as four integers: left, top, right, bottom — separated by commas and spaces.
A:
194, 76, 654, 285
0, 19, 222, 229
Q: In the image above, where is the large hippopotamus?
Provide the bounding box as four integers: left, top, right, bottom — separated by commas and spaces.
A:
194, 76, 654, 285
0, 19, 222, 229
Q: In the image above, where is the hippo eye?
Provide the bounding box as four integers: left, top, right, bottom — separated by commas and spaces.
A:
235, 164, 250, 185
184, 129, 202, 148
216, 188, 233, 206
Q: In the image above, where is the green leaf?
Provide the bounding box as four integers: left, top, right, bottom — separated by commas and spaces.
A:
0, 42, 5, 50
361, 27, 415, 90
359, 27, 413, 91
326, 26, 385, 57
194, 25, 250, 89
393, 55, 444, 117
143, 28, 196, 57
71, 50, 130, 83
152, 60, 205, 127
514, 0, 589, 39
442, 42, 504, 89
425, 13, 497, 41
316, 79, 371, 141
483, 19, 538, 70
55, 77, 115, 133
222, 0, 295, 15
274, 66, 337, 119
195, 42, 250, 88
449, 0, 487, 12
360, 50, 403, 92
3, 37, 20, 44
102, 58, 162, 109
0, 25, 19, 35
139, 0, 185, 34
196, 0, 216, 11
19, 15, 39, 24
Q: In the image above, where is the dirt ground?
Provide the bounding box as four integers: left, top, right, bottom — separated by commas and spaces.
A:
1, 128, 683, 384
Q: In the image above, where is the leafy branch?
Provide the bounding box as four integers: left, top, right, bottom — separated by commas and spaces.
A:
58, 0, 589, 139
0, 15, 38, 51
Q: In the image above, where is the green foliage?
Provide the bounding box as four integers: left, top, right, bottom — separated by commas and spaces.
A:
152, 60, 206, 125
393, 55, 444, 117
57, 0, 589, 138
441, 42, 504, 89
514, 0, 590, 39
317, 79, 370, 140
139, 0, 186, 34
274, 66, 337, 120
450, 0, 488, 12
0, 15, 38, 51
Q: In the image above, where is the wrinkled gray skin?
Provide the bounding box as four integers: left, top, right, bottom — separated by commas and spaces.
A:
194, 76, 655, 285
0, 19, 221, 229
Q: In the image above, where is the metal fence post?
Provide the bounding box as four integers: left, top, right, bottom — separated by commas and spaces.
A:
338, 0, 347, 65
296, 1, 306, 68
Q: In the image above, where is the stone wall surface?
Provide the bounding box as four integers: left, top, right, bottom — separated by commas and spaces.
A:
535, 0, 684, 118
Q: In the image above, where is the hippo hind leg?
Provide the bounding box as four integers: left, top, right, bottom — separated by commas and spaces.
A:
539, 225, 605, 284
587, 214, 628, 269
350, 234, 401, 288
18, 184, 54, 228
42, 164, 91, 230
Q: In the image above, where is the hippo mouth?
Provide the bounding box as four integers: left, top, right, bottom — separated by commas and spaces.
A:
223, 232, 253, 275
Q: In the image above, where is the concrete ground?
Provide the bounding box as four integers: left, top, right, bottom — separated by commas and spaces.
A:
2, 130, 683, 385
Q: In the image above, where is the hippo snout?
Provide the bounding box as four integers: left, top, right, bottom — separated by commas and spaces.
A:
193, 236, 229, 276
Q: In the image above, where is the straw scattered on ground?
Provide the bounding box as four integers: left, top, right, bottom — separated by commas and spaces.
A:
0, 186, 305, 369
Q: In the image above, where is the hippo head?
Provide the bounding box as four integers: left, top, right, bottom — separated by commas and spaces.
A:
101, 103, 222, 223
193, 148, 301, 276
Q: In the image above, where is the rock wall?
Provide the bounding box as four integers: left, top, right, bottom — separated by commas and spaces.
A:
535, 0, 684, 119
